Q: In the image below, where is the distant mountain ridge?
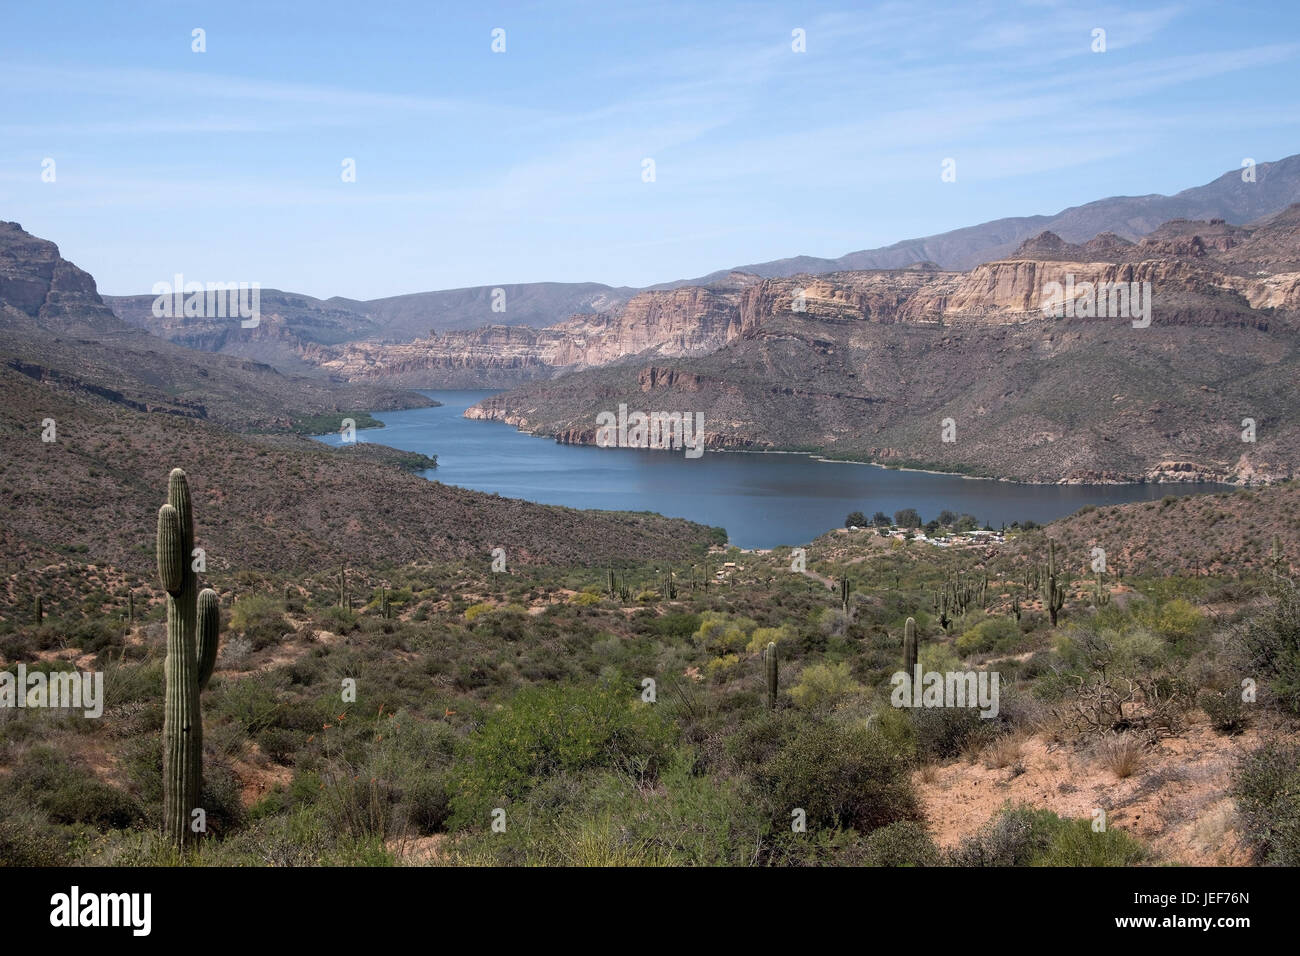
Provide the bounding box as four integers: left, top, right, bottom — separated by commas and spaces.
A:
103, 154, 1300, 360
654, 154, 1300, 286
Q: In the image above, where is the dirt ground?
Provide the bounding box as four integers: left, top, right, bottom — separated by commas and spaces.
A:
913, 718, 1275, 865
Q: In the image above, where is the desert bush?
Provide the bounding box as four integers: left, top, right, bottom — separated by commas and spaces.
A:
1232, 742, 1300, 865
451, 683, 676, 826
861, 820, 941, 866
1232, 581, 1300, 714
695, 612, 755, 654
789, 661, 860, 710
0, 792, 74, 865
1097, 733, 1143, 778
1145, 598, 1207, 644
230, 594, 289, 650
219, 635, 253, 668
6, 745, 142, 832
210, 670, 288, 737
736, 711, 919, 832
955, 616, 1021, 656
1199, 690, 1248, 734
949, 806, 1145, 866
747, 624, 792, 655
911, 703, 999, 760
653, 612, 701, 640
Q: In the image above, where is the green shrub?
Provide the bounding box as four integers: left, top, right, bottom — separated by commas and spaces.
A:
955, 616, 1021, 656
1199, 690, 1248, 735
6, 746, 143, 832
737, 712, 919, 832
230, 594, 289, 650
789, 661, 860, 710
451, 683, 676, 827
1232, 742, 1300, 865
695, 612, 755, 654
654, 612, 701, 640
1232, 581, 1300, 714
949, 806, 1145, 866
0, 793, 73, 865
862, 820, 941, 866
911, 703, 998, 760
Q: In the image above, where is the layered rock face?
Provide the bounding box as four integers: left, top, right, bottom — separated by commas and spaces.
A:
0, 222, 121, 332
315, 282, 757, 386
312, 207, 1300, 390
459, 213, 1300, 485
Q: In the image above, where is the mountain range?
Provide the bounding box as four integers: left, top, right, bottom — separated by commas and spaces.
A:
19, 153, 1300, 489
101, 154, 1300, 360
0, 221, 722, 574
461, 204, 1300, 484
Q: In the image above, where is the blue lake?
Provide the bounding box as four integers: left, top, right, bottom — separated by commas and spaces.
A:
315, 389, 1230, 549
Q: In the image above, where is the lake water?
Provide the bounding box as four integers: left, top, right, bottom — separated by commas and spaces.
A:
315, 389, 1230, 549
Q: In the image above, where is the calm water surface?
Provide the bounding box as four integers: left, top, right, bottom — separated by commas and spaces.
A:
314, 390, 1229, 549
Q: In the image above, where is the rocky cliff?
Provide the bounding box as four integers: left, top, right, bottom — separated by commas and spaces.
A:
458, 213, 1300, 485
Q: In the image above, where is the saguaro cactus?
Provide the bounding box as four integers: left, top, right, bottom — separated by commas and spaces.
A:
1042, 540, 1066, 627
764, 641, 778, 710
156, 468, 221, 850
840, 577, 852, 614
34, 593, 42, 625
937, 589, 951, 631
903, 616, 918, 675
1093, 571, 1111, 606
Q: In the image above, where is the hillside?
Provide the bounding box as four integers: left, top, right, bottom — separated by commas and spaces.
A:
3, 483, 1297, 869
1, 222, 430, 429
1041, 482, 1300, 578
462, 211, 1300, 484
0, 223, 724, 579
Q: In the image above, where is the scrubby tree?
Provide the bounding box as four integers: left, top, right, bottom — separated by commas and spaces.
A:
894, 508, 921, 529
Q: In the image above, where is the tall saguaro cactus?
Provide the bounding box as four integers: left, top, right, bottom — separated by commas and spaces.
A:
156, 468, 221, 850
764, 641, 779, 710
903, 616, 918, 674
1042, 540, 1065, 627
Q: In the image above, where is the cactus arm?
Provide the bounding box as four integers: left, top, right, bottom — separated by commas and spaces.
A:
157, 505, 183, 594
196, 588, 220, 691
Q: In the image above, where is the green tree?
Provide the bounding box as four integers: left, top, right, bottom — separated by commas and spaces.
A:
894, 508, 921, 529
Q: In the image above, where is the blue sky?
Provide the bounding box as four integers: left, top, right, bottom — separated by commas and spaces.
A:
3, 0, 1298, 299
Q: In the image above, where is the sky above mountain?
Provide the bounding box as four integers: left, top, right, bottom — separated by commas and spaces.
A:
3, 0, 1299, 299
